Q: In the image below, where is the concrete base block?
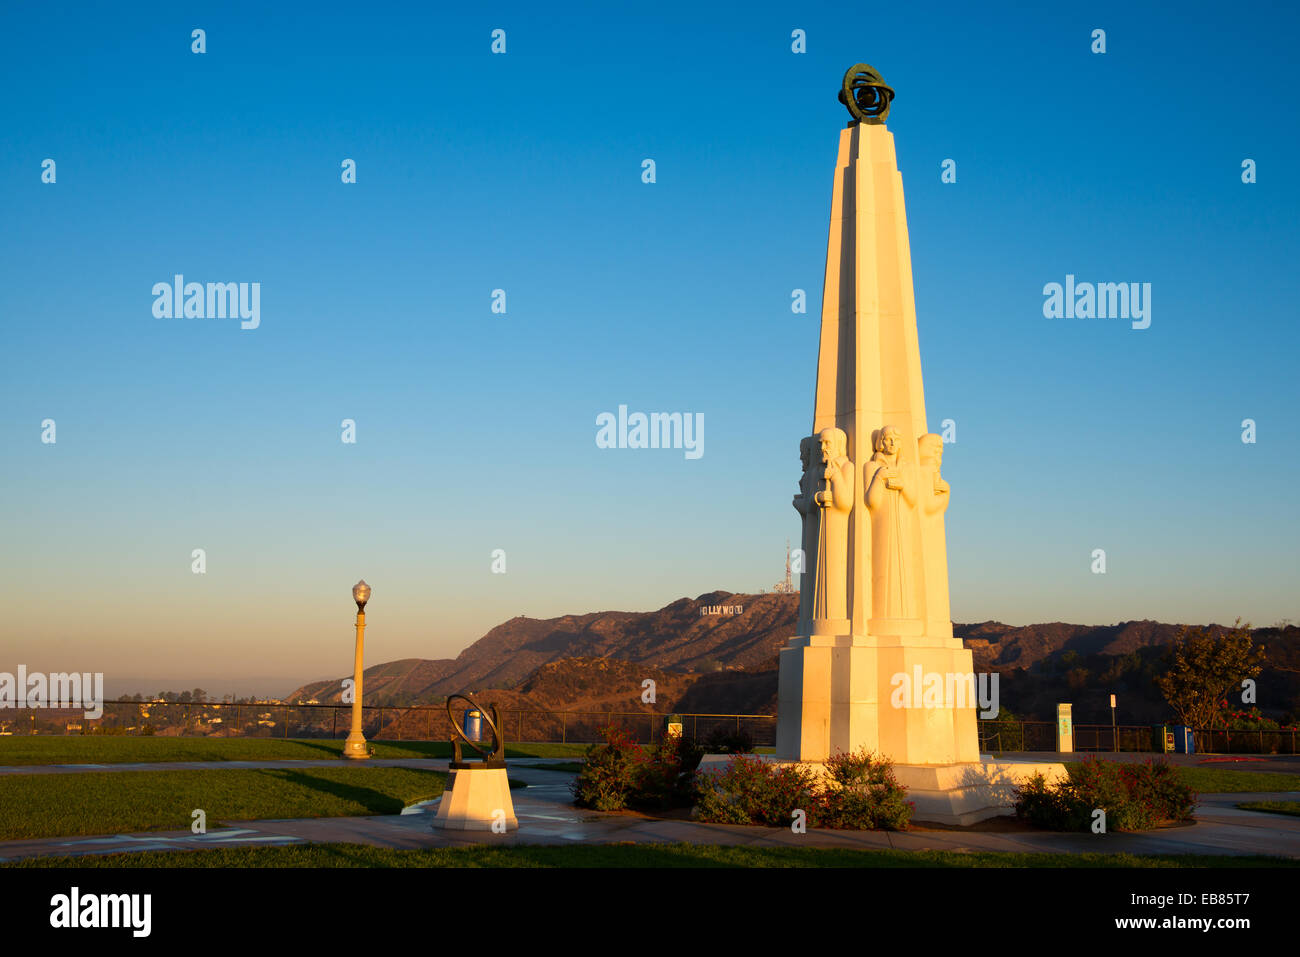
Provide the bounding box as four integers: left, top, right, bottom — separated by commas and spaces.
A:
433, 766, 518, 831
696, 754, 1067, 827
774, 633, 983, 766
890, 759, 1068, 825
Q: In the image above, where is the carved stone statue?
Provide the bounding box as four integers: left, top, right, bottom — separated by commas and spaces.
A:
864, 425, 920, 622
811, 427, 853, 631
792, 435, 819, 631
917, 433, 951, 630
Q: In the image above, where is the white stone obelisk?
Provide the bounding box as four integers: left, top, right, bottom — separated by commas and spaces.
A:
776, 108, 979, 767
730, 68, 1072, 824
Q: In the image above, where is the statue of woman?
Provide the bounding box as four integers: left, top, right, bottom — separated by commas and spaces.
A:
864, 425, 920, 623
811, 427, 853, 631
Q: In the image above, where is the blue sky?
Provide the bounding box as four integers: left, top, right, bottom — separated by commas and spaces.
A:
2, 1, 1297, 694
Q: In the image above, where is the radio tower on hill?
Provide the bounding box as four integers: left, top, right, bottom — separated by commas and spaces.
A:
771, 539, 797, 594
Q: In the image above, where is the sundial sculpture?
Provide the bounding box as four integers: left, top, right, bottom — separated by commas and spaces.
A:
432, 693, 518, 831
766, 65, 1065, 823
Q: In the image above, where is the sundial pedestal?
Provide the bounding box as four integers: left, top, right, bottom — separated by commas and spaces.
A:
433, 761, 518, 832
432, 695, 518, 833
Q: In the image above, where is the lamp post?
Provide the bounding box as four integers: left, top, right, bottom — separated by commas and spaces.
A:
342, 579, 372, 759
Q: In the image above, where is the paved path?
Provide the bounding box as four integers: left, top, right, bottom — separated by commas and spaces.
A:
1, 763, 1298, 863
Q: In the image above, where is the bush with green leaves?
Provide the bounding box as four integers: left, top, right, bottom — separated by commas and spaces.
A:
1013, 771, 1089, 830
1014, 757, 1196, 831
704, 725, 755, 754
1118, 759, 1197, 825
630, 733, 703, 810
694, 753, 822, 826
694, 748, 912, 830
570, 726, 703, 812
816, 748, 914, 830
570, 725, 641, 811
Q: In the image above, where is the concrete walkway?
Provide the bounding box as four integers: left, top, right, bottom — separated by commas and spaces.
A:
1, 762, 1298, 863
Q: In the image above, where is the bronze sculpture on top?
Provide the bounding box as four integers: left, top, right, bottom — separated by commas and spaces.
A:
838, 63, 894, 124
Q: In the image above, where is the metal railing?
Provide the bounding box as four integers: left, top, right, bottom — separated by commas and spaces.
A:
978, 720, 1299, 755
0, 701, 778, 747
4, 701, 1296, 755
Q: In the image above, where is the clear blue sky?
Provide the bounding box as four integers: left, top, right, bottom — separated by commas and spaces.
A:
2, 2, 1297, 695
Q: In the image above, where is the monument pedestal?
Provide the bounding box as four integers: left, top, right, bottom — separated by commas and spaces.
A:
776, 632, 981, 766
764, 628, 1065, 826
433, 766, 518, 832
775, 635, 877, 763
890, 758, 1068, 825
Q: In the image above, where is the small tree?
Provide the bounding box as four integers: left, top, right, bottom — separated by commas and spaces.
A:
1155, 619, 1266, 729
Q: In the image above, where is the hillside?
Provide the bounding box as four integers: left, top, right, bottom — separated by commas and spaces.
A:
288, 590, 793, 704
288, 594, 1300, 724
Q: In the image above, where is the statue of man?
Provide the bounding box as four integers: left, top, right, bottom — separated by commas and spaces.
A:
792, 435, 819, 632
811, 427, 853, 630
917, 433, 952, 631
864, 425, 919, 623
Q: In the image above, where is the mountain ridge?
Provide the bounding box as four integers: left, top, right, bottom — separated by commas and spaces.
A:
288, 593, 1299, 724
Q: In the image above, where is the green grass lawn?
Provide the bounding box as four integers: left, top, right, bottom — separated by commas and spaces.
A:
5, 842, 1296, 868
514, 762, 584, 773
1237, 800, 1300, 817
1060, 762, 1300, 794
0, 767, 446, 841
0, 737, 591, 766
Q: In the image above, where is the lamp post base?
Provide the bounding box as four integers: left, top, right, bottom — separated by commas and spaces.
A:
342, 733, 370, 759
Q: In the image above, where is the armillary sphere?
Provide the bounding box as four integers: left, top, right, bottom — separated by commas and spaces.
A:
839, 63, 894, 124
445, 692, 506, 768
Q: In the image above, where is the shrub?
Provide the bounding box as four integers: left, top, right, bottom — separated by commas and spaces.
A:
1224, 708, 1281, 731
1076, 758, 1155, 830
1121, 759, 1197, 823
694, 749, 912, 830
695, 754, 822, 826
627, 733, 703, 810
571, 726, 704, 812
704, 725, 755, 754
1013, 772, 1089, 830
817, 748, 913, 830
983, 709, 1025, 751
1014, 757, 1196, 831
571, 725, 641, 811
